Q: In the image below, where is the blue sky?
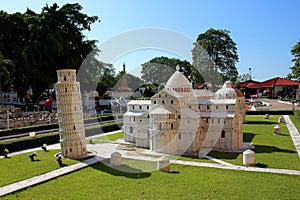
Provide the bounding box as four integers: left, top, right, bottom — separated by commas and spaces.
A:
1, 0, 300, 81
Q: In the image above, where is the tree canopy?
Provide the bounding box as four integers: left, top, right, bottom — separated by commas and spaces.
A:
0, 3, 100, 103
192, 28, 239, 84
141, 56, 204, 85
288, 40, 300, 81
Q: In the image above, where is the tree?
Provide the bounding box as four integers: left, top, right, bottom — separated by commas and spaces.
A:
192, 28, 239, 84
141, 56, 203, 84
289, 40, 300, 80
0, 52, 15, 105
0, 3, 100, 103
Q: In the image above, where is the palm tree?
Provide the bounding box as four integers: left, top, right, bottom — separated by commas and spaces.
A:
0, 52, 15, 106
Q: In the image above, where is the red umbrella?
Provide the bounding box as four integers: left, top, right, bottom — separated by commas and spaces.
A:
45, 98, 53, 106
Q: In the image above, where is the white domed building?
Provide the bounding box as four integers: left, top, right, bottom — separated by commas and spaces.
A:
123, 66, 245, 155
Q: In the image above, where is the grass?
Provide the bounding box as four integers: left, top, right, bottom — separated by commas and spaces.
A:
0, 149, 80, 187
87, 131, 124, 144
209, 115, 300, 170
3, 159, 300, 200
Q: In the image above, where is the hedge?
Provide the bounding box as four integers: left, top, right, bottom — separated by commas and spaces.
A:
246, 110, 294, 115
0, 122, 123, 153
0, 114, 123, 137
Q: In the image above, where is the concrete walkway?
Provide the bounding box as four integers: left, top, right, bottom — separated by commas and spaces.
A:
283, 115, 300, 157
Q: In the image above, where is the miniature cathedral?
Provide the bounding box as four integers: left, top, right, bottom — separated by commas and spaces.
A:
55, 69, 87, 159
123, 66, 245, 155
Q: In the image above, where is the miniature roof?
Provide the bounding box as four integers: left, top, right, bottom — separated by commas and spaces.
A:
215, 81, 236, 99
149, 106, 174, 115
247, 77, 300, 88
165, 65, 192, 92
193, 89, 215, 97
179, 108, 200, 119
191, 99, 236, 104
127, 100, 151, 105
124, 111, 145, 116
200, 112, 235, 118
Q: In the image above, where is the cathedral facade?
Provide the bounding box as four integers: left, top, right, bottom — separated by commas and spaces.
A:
123, 66, 245, 155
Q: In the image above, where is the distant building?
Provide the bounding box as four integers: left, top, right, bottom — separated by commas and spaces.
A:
123, 66, 245, 155
241, 77, 300, 98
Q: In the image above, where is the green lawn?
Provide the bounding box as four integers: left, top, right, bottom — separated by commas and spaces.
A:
3, 159, 300, 200
87, 131, 124, 144
0, 150, 80, 187
209, 115, 300, 170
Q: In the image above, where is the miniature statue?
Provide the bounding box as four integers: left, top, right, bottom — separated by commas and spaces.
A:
3, 148, 9, 158
41, 143, 48, 152
29, 151, 38, 161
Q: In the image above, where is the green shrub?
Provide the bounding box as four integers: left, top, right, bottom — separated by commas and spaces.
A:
0, 132, 59, 153
246, 110, 294, 115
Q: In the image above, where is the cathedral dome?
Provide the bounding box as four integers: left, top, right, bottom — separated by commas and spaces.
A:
165, 65, 192, 92
215, 81, 236, 99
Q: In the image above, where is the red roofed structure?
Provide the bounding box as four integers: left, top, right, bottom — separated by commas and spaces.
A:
241, 77, 300, 98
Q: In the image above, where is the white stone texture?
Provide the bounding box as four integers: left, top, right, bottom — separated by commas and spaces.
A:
55, 69, 87, 159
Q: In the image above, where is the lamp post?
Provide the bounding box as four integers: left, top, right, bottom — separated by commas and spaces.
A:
249, 67, 252, 80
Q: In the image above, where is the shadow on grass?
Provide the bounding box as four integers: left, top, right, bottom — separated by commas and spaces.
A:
246, 121, 278, 125
254, 145, 297, 154
91, 160, 151, 179
243, 132, 257, 142
255, 163, 268, 168
208, 151, 240, 160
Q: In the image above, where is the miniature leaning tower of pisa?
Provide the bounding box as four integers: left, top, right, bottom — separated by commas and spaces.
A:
55, 69, 87, 158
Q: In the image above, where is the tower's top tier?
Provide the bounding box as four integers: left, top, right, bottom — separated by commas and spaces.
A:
57, 69, 76, 82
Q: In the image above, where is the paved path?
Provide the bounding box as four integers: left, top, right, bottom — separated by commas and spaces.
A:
283, 115, 300, 157
2, 121, 300, 197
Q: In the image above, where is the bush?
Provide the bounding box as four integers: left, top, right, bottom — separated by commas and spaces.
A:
0, 132, 59, 153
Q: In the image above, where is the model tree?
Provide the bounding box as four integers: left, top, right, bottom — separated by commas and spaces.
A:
192, 28, 239, 87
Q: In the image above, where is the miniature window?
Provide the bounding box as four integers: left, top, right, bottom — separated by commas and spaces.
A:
162, 100, 165, 104
178, 134, 181, 140
207, 105, 210, 110
70, 148, 72, 152
147, 106, 149, 109
166, 94, 168, 97
226, 105, 229, 110
221, 130, 225, 138
64, 76, 67, 81
216, 105, 219, 110
171, 123, 174, 129
65, 87, 67, 93
218, 118, 220, 124
73, 125, 76, 130
206, 118, 209, 123
133, 117, 135, 122
212, 118, 214, 124
171, 100, 174, 104
140, 119, 142, 122
147, 115, 150, 118
130, 127, 133, 133
154, 100, 156, 104
132, 106, 135, 110
159, 94, 161, 98
139, 105, 142, 110
178, 115, 181, 119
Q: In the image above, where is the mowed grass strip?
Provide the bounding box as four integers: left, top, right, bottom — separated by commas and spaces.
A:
2, 159, 300, 200
0, 150, 79, 187
87, 131, 124, 144
209, 115, 300, 170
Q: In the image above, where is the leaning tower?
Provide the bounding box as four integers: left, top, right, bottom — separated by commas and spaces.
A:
55, 69, 87, 158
